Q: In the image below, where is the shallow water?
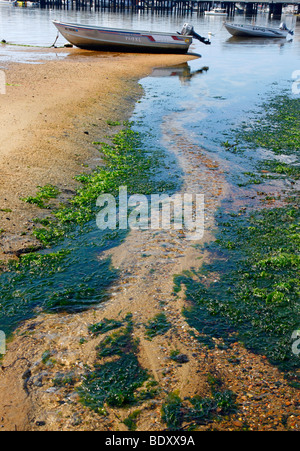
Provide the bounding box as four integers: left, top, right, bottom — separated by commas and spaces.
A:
137, 15, 300, 185
0, 4, 300, 334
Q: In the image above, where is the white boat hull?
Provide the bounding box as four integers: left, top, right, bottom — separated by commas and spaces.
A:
205, 8, 227, 15
205, 11, 227, 16
224, 23, 290, 38
53, 21, 193, 53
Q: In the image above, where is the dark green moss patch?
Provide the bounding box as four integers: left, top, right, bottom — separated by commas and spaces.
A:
0, 244, 118, 336
185, 390, 237, 428
96, 317, 136, 358
88, 318, 124, 336
180, 205, 300, 372
161, 376, 237, 430
161, 392, 183, 431
177, 94, 300, 381
236, 96, 300, 157
77, 315, 149, 412
77, 353, 149, 411
145, 313, 171, 340
123, 410, 141, 431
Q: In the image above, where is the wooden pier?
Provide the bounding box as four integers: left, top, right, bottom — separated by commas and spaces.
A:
38, 0, 300, 18
39, 0, 226, 14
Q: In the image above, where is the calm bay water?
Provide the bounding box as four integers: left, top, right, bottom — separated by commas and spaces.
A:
1, 5, 299, 152
0, 4, 300, 333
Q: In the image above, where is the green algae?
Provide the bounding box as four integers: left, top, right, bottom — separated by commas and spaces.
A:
41, 350, 51, 364
78, 353, 149, 411
176, 94, 300, 381
96, 317, 136, 358
0, 124, 180, 336
22, 184, 60, 209
179, 201, 300, 374
77, 315, 149, 412
236, 96, 300, 156
224, 94, 300, 189
88, 318, 124, 336
77, 316, 160, 416
161, 375, 237, 431
0, 244, 119, 336
3, 132, 153, 331
30, 127, 178, 247
161, 392, 183, 431
106, 120, 121, 126
123, 410, 142, 431
185, 390, 237, 427
145, 312, 171, 340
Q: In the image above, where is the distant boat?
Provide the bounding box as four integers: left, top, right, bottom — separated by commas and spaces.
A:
224, 22, 294, 38
205, 8, 227, 16
235, 3, 245, 13
12, 0, 39, 6
53, 21, 211, 53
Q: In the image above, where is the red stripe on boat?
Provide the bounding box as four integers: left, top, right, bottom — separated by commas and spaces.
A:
144, 35, 156, 42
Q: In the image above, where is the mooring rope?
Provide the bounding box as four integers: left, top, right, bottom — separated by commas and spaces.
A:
50, 32, 60, 48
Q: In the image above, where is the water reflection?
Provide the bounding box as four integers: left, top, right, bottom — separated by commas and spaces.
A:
0, 44, 70, 64
225, 36, 293, 46
150, 63, 209, 84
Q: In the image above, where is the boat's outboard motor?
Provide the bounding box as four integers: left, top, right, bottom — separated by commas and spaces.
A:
280, 22, 294, 35
181, 23, 211, 45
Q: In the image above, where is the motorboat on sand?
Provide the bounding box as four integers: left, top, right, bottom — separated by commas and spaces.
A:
53, 21, 211, 53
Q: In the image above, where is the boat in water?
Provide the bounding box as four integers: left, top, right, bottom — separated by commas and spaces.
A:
205, 8, 227, 16
224, 22, 294, 38
52, 21, 211, 53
